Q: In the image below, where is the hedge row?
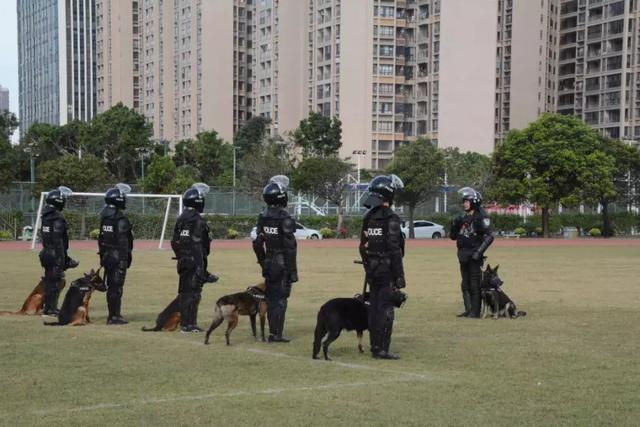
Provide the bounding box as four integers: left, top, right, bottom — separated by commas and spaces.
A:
4, 211, 640, 240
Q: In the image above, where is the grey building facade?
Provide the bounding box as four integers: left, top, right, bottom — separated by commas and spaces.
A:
18, 0, 96, 136
0, 85, 9, 111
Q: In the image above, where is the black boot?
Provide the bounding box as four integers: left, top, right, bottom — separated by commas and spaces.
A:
43, 281, 59, 316
107, 297, 128, 325
457, 291, 472, 317
469, 291, 482, 318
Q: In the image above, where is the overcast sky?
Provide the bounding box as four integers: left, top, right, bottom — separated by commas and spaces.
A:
0, 1, 18, 141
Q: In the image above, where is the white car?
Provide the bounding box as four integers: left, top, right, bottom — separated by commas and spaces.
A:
250, 223, 323, 240
401, 220, 445, 239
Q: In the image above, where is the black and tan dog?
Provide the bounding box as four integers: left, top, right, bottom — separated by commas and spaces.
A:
141, 297, 182, 332
44, 269, 106, 326
204, 282, 267, 345
480, 264, 526, 319
312, 293, 370, 361
0, 278, 66, 316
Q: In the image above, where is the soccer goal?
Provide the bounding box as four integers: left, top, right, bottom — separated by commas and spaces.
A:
32, 191, 183, 250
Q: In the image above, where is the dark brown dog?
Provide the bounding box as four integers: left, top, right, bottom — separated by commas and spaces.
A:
204, 282, 267, 345
44, 269, 106, 326
480, 264, 526, 319
0, 278, 66, 316
141, 297, 182, 332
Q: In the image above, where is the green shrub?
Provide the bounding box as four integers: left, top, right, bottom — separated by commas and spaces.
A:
320, 227, 336, 239
0, 230, 13, 240
589, 228, 602, 237
89, 229, 100, 240
514, 227, 526, 236
226, 228, 240, 239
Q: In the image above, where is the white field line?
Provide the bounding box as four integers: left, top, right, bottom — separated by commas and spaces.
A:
33, 376, 426, 416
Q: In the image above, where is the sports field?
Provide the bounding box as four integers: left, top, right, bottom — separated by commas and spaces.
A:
1, 240, 639, 426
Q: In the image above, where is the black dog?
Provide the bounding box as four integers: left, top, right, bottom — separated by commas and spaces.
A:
480, 264, 526, 319
44, 269, 106, 326
312, 294, 369, 361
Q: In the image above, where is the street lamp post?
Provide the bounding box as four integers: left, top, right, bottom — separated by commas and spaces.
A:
232, 146, 240, 215
25, 146, 36, 227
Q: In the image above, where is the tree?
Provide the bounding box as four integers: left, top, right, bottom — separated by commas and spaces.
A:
233, 116, 271, 158
173, 131, 234, 186
35, 155, 110, 238
492, 113, 616, 237
386, 139, 445, 239
20, 121, 88, 162
291, 156, 352, 232
81, 103, 153, 182
292, 112, 342, 157
442, 147, 492, 192
0, 110, 19, 140
140, 155, 199, 194
238, 140, 293, 197
596, 138, 640, 237
0, 111, 20, 190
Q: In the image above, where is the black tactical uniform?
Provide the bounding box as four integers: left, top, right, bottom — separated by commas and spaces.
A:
253, 176, 298, 342
99, 185, 133, 324
171, 185, 216, 333
359, 175, 406, 360
39, 187, 76, 315
449, 187, 494, 318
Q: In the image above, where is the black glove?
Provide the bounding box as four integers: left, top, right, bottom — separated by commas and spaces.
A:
471, 251, 482, 262
395, 277, 406, 289
205, 272, 219, 284
127, 252, 132, 268
289, 271, 299, 283
65, 256, 79, 269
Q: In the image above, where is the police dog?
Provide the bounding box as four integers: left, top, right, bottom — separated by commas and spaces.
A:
0, 278, 66, 316
141, 296, 182, 332
480, 265, 526, 319
312, 293, 370, 361
44, 269, 106, 326
204, 282, 267, 345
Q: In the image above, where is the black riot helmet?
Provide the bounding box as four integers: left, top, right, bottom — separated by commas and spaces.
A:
105, 183, 131, 210
363, 174, 404, 209
263, 175, 289, 207
45, 186, 73, 211
459, 187, 482, 211
182, 183, 210, 213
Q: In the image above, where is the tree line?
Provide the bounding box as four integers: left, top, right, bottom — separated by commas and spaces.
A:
1, 106, 639, 238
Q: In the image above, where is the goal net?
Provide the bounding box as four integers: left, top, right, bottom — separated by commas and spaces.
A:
32, 191, 183, 250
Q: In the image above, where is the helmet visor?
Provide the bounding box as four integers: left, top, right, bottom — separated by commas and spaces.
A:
115, 183, 132, 195
269, 175, 290, 192
192, 183, 210, 197
390, 174, 404, 191
458, 187, 477, 199
57, 186, 73, 198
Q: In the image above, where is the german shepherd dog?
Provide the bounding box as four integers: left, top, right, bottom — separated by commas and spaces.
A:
0, 278, 66, 316
204, 282, 267, 345
312, 293, 370, 361
141, 297, 182, 332
480, 265, 526, 319
44, 269, 106, 326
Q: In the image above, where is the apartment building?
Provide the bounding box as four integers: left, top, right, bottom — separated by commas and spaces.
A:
556, 0, 640, 140
95, 0, 140, 112
0, 85, 9, 112
17, 0, 97, 136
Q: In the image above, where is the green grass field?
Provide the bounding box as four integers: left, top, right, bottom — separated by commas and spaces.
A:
1, 244, 639, 426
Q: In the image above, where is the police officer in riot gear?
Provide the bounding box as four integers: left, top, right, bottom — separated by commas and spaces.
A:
359, 174, 406, 360
99, 183, 134, 324
39, 186, 78, 315
171, 183, 218, 333
253, 175, 298, 343
449, 187, 494, 318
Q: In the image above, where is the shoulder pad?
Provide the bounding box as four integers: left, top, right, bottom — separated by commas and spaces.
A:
282, 217, 296, 234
